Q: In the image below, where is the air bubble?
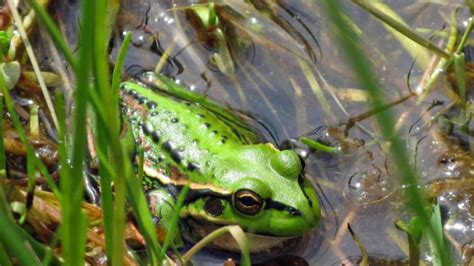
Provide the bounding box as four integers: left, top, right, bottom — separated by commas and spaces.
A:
345, 166, 394, 205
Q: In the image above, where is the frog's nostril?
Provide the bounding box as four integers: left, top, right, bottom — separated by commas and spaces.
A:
288, 207, 301, 216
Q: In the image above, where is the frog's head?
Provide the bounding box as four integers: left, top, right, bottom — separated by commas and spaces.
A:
183, 143, 320, 239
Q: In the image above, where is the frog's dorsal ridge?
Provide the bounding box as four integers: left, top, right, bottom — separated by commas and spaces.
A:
138, 72, 264, 144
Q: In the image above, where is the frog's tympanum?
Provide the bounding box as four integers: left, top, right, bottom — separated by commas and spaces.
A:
119, 74, 320, 252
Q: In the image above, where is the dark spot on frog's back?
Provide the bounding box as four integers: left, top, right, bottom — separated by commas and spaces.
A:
220, 135, 228, 144
162, 141, 183, 164
133, 92, 141, 99
170, 151, 183, 164
151, 131, 160, 142
162, 141, 173, 151
171, 118, 179, 123
142, 124, 153, 135
187, 162, 199, 171
146, 101, 157, 109
138, 97, 147, 105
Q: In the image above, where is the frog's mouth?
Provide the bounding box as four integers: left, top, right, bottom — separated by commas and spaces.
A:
184, 219, 297, 253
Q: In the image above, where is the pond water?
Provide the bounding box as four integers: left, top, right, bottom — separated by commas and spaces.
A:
53, 0, 474, 264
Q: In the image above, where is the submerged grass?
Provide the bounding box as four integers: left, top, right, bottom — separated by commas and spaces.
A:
299, 136, 339, 153
352, 0, 450, 61
321, 0, 450, 264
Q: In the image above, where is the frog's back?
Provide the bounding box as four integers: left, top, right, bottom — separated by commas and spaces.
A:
120, 81, 257, 187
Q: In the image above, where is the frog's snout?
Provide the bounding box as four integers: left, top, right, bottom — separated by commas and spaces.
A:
296, 200, 319, 231
296, 179, 321, 233
272, 198, 319, 236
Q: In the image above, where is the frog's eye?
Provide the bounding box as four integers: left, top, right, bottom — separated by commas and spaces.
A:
234, 189, 263, 215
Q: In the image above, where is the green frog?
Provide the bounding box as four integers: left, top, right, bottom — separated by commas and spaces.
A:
119, 73, 320, 251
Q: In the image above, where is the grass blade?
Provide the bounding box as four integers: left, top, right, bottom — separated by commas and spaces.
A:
111, 32, 132, 97
348, 224, 368, 266
0, 96, 5, 175
0, 215, 41, 265
428, 203, 449, 266
59, 0, 95, 263
454, 53, 466, 105
159, 186, 189, 262
93, 1, 127, 263
0, 241, 12, 266
124, 162, 163, 264
182, 225, 250, 266
299, 136, 339, 153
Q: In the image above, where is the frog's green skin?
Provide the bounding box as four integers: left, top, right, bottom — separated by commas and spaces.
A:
119, 75, 320, 247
